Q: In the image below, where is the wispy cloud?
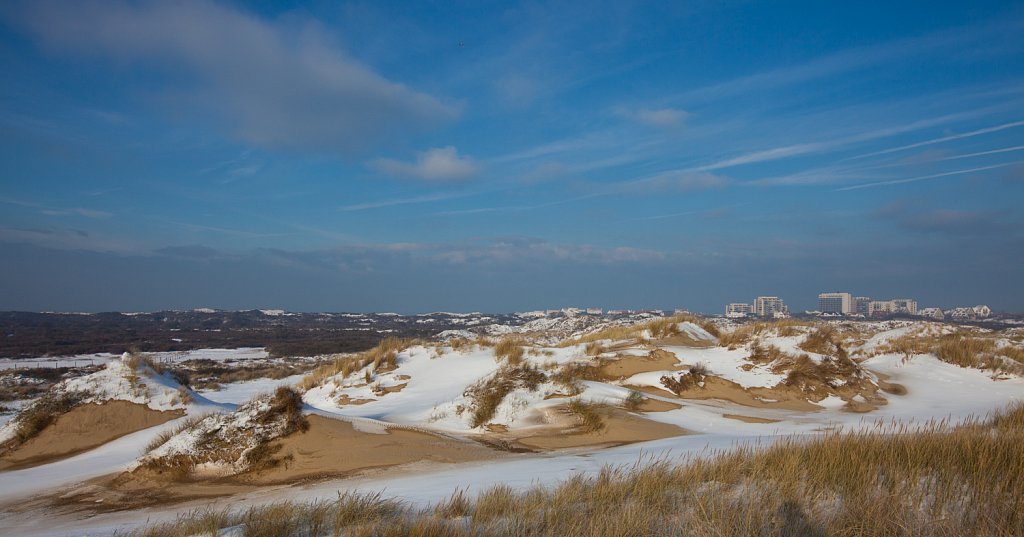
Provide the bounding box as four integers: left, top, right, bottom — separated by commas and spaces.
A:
845, 120, 1024, 160
339, 192, 469, 212
693, 109, 996, 172
0, 196, 112, 219
370, 147, 479, 182
940, 145, 1024, 161
837, 162, 1019, 191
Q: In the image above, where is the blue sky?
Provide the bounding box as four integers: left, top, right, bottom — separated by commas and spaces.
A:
1, 0, 1023, 313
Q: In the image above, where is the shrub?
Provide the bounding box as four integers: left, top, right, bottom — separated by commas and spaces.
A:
660, 364, 707, 395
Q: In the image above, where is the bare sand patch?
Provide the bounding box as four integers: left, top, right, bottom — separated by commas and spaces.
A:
600, 349, 681, 380
243, 415, 496, 485
517, 408, 687, 450
336, 395, 375, 405
373, 382, 408, 395
0, 401, 182, 471
637, 398, 682, 412
874, 372, 908, 395
722, 413, 780, 424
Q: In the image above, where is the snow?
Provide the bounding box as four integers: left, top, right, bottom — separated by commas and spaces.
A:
1, 319, 1022, 537
660, 346, 787, 388
196, 374, 306, 405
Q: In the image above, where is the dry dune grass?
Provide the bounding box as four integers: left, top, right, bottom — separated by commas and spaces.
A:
718, 319, 814, 348
494, 337, 526, 365
139, 387, 309, 479
299, 338, 413, 391
1, 388, 89, 449
131, 402, 1024, 537
464, 364, 546, 428
566, 398, 605, 432
880, 331, 1023, 374
561, 315, 718, 347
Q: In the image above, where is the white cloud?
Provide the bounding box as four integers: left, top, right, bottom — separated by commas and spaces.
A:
12, 0, 457, 155
370, 147, 479, 182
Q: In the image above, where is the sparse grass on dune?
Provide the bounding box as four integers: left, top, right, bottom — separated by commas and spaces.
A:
143, 413, 215, 454
130, 402, 1024, 537
560, 314, 719, 347
299, 338, 413, 391
494, 337, 526, 365
140, 387, 309, 479
718, 319, 815, 348
566, 398, 605, 432
464, 364, 546, 428
880, 331, 1023, 374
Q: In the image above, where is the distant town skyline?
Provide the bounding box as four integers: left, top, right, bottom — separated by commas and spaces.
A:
1, 1, 1022, 313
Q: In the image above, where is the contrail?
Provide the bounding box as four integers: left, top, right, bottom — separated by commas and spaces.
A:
845, 120, 1024, 160
837, 162, 1018, 191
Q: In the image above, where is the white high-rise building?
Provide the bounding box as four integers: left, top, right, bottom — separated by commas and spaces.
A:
725, 303, 752, 318
818, 292, 853, 314
753, 296, 789, 318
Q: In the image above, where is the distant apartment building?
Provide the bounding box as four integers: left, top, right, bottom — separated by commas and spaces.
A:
818, 292, 853, 314
585, 308, 603, 315
854, 296, 872, 315
868, 299, 917, 317
673, 308, 691, 316
725, 303, 752, 318
754, 296, 789, 318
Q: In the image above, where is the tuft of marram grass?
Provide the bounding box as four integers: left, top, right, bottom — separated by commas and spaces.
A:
465, 364, 546, 428
567, 398, 605, 432
299, 338, 413, 392
130, 402, 1024, 537
494, 337, 526, 365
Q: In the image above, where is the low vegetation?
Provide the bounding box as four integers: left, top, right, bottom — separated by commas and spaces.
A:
660, 363, 708, 395
464, 364, 546, 428
494, 337, 526, 365
551, 362, 603, 395
562, 315, 719, 347
139, 387, 309, 479
131, 403, 1024, 536
167, 359, 323, 391
299, 338, 413, 391
566, 398, 605, 432
623, 389, 645, 411
879, 331, 1023, 374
